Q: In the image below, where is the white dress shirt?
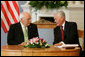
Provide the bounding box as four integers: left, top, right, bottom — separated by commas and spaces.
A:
20, 22, 28, 32
62, 21, 65, 30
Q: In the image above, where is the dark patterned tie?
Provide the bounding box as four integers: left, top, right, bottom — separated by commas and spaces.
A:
60, 26, 64, 41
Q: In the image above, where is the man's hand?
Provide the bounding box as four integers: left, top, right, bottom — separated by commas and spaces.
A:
54, 43, 63, 46
54, 41, 65, 46
19, 42, 27, 46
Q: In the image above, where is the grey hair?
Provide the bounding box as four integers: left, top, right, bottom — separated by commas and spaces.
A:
56, 11, 65, 18
19, 11, 31, 21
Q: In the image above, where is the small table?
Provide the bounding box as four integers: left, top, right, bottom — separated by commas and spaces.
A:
1, 45, 80, 56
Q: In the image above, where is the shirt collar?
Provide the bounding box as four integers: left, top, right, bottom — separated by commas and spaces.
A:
62, 21, 65, 29
20, 22, 25, 28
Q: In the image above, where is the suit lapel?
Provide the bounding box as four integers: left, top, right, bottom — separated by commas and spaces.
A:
54, 21, 69, 43
27, 24, 32, 39
64, 21, 68, 40
58, 21, 68, 41
18, 22, 24, 42
56, 26, 62, 42
59, 27, 62, 41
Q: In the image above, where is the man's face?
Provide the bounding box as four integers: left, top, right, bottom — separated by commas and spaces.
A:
54, 14, 65, 26
21, 15, 31, 26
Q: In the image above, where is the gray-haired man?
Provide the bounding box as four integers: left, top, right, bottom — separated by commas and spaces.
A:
7, 12, 39, 45
53, 11, 80, 47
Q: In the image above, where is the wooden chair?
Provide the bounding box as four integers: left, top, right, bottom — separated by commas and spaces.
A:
78, 30, 84, 51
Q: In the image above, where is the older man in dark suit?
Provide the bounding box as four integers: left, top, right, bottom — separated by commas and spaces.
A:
7, 12, 39, 45
53, 11, 80, 46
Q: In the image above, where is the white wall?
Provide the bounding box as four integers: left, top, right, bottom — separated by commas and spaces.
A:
69, 7, 84, 30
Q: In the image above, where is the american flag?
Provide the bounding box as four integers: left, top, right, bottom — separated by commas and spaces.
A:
1, 1, 19, 33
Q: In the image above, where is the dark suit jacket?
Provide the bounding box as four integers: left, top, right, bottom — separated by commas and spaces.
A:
53, 21, 80, 45
7, 22, 39, 45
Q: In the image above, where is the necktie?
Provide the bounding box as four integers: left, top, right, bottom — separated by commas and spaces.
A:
60, 26, 64, 41
23, 27, 28, 42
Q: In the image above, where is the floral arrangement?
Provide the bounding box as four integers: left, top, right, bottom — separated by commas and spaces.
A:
24, 37, 50, 48
29, 1, 68, 10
